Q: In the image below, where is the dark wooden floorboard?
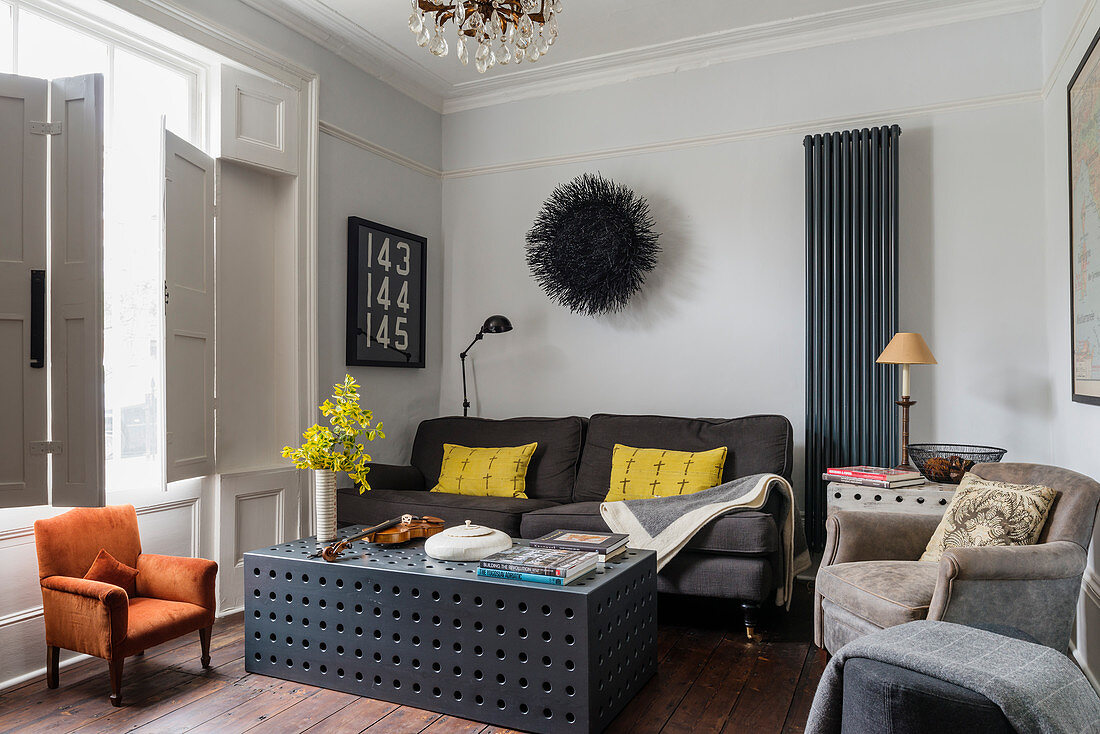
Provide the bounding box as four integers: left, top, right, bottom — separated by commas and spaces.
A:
2, 586, 824, 734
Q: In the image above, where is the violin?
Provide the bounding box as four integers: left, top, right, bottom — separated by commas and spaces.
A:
313, 513, 445, 562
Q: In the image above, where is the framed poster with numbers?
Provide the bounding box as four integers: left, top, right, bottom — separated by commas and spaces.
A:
346, 217, 426, 368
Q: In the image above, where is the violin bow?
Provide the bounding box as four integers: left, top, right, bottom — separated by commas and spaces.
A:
310, 514, 416, 562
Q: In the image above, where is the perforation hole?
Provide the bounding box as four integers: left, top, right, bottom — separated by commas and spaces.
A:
433, 687, 442, 697
542, 631, 551, 642
432, 662, 442, 672
518, 602, 528, 613
541, 604, 551, 615
474, 669, 483, 680
432, 591, 441, 601
412, 682, 421, 693
496, 673, 506, 685
519, 677, 528, 688
518, 652, 528, 663
520, 703, 529, 714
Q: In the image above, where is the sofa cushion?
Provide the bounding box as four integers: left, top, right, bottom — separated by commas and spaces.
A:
519, 501, 779, 556
605, 445, 727, 501
337, 488, 559, 538
572, 414, 793, 502
817, 560, 938, 630
410, 417, 586, 504
431, 442, 538, 498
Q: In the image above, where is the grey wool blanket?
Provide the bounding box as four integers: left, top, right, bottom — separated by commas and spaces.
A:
807, 621, 1100, 734
600, 473, 810, 607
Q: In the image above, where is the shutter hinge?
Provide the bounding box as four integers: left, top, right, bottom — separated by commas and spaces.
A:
29, 441, 64, 455
165, 281, 169, 305
29, 121, 62, 136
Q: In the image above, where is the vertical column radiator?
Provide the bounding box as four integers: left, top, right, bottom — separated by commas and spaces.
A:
803, 125, 901, 551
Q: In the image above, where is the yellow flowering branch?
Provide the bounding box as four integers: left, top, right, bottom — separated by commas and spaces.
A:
281, 375, 384, 493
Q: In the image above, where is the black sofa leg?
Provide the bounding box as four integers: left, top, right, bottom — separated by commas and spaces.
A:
741, 602, 760, 640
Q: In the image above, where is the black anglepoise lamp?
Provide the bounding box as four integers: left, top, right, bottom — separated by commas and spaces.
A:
460, 315, 513, 417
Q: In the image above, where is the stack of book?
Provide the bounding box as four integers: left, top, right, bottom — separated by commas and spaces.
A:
529, 530, 629, 562
477, 547, 598, 586
823, 465, 926, 488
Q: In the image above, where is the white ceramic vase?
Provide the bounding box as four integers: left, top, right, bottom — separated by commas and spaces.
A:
313, 469, 337, 543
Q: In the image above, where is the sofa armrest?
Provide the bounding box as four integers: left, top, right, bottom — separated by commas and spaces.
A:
346, 462, 426, 493
823, 510, 940, 565
40, 575, 128, 658
928, 541, 1086, 650
136, 554, 218, 611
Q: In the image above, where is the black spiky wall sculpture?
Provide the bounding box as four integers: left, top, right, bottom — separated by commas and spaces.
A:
525, 173, 661, 316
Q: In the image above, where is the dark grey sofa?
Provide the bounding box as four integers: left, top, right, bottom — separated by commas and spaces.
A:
337, 413, 794, 634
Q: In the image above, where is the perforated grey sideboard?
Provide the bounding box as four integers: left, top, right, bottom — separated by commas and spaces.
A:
826, 480, 956, 517
244, 529, 658, 733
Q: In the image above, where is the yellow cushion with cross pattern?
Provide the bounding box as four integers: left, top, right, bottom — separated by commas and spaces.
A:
604, 444, 727, 502
430, 443, 538, 499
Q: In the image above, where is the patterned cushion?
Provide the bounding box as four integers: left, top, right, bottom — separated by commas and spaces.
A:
429, 443, 537, 499
920, 473, 1057, 562
604, 444, 726, 501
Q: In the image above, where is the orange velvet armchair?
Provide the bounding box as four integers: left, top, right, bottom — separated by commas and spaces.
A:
33, 504, 218, 706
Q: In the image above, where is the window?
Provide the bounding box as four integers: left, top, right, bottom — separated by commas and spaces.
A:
7, 1, 203, 494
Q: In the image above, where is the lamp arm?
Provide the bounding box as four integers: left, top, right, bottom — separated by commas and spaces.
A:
459, 331, 484, 359
460, 331, 484, 417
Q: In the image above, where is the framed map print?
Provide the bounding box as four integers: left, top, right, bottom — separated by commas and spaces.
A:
1069, 27, 1100, 405
346, 217, 426, 368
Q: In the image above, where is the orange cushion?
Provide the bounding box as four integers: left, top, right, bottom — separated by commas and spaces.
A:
121, 597, 212, 656
84, 549, 138, 597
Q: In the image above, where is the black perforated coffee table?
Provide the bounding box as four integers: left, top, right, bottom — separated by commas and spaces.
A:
244, 528, 658, 733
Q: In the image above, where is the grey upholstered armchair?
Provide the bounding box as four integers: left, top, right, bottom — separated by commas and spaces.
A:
815, 463, 1100, 654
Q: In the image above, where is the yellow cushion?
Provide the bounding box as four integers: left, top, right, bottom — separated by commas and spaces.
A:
604, 444, 727, 502
430, 443, 538, 499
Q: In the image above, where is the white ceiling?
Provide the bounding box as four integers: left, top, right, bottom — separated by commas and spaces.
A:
241, 0, 1038, 112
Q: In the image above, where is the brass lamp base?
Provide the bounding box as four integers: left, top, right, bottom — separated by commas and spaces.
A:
896, 396, 915, 468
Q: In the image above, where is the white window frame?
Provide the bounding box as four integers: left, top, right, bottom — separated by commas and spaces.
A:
0, 0, 318, 539
9, 0, 207, 145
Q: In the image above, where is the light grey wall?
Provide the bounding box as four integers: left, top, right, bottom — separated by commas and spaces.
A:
441, 10, 1052, 507
1041, 0, 1100, 685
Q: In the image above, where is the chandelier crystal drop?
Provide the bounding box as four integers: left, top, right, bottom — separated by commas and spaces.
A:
409, 0, 561, 73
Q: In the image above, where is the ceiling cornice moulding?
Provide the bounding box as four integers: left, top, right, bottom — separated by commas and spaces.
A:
242, 0, 1041, 115
239, 0, 449, 112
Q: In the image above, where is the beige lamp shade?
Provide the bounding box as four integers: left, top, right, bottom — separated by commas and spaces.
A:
876, 332, 937, 365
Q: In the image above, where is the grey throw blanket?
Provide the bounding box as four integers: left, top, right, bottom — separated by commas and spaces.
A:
600, 473, 810, 607
807, 621, 1100, 734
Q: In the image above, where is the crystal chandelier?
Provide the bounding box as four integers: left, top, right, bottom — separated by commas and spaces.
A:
409, 0, 562, 73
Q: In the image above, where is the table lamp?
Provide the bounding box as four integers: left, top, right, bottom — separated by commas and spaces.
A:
460, 315, 513, 417
876, 332, 937, 468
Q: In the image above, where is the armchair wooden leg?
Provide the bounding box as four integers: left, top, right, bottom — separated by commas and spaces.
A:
46, 645, 59, 689
199, 625, 212, 668
108, 657, 124, 707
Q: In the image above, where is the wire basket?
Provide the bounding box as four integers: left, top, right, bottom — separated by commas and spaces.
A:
907, 444, 1007, 484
